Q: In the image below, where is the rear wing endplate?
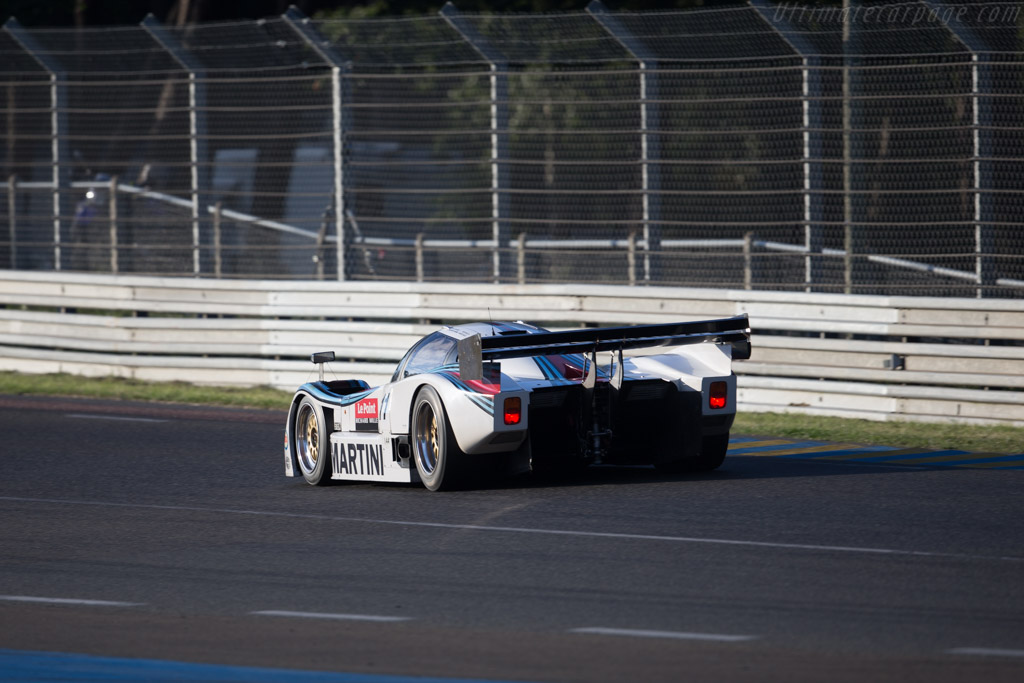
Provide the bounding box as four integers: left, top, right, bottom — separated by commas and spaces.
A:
457, 315, 751, 380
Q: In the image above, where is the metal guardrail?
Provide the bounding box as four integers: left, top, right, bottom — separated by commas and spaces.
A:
0, 271, 1021, 425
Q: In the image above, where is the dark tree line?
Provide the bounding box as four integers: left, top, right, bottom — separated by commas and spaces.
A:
1, 0, 726, 27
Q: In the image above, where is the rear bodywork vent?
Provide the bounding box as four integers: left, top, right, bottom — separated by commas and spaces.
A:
623, 381, 670, 402
529, 389, 568, 409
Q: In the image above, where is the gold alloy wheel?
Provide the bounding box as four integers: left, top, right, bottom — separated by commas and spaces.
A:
306, 412, 319, 464
296, 402, 320, 475
415, 401, 440, 475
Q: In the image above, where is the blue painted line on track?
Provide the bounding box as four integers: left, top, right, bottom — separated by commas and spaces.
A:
0, 649, 531, 683
727, 441, 834, 454
776, 445, 897, 459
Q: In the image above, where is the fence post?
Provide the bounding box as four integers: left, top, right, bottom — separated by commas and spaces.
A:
842, 8, 853, 295
748, 0, 823, 292
743, 232, 753, 290
922, 1, 993, 298
4, 18, 69, 272
314, 205, 330, 281
141, 15, 209, 277
7, 175, 16, 269
970, 53, 994, 298
415, 233, 425, 283
440, 3, 510, 284
517, 232, 527, 285
627, 231, 636, 287
108, 175, 119, 273
212, 201, 223, 278
282, 8, 351, 281
588, 1, 660, 284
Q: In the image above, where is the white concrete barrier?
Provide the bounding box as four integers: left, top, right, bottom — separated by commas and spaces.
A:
0, 270, 1021, 426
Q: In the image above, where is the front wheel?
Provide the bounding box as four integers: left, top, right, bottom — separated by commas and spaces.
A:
294, 397, 331, 486
412, 386, 467, 491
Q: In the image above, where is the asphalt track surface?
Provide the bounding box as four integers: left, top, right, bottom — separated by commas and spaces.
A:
1, 394, 1023, 682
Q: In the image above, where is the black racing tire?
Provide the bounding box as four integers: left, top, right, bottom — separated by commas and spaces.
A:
411, 386, 468, 491
655, 433, 729, 474
691, 433, 729, 472
294, 396, 331, 486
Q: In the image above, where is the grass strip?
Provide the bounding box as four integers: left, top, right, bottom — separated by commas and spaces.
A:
0, 371, 291, 411
733, 412, 1023, 455
1, 371, 1021, 454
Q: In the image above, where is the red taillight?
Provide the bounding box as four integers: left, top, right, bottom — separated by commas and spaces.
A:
709, 381, 727, 410
503, 396, 522, 425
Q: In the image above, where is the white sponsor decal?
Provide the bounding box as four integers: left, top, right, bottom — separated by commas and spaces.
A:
332, 441, 385, 476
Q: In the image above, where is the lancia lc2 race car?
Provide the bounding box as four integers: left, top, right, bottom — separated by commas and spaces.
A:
283, 315, 751, 491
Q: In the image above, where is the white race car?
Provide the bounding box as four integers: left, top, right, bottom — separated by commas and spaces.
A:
284, 316, 751, 491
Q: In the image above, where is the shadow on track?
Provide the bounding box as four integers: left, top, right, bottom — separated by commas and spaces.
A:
474, 452, 933, 492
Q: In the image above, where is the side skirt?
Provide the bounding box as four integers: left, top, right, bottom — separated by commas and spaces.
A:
329, 431, 413, 483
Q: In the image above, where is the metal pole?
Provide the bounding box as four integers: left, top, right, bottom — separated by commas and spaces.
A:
7, 175, 16, 269
587, 1, 660, 284
314, 204, 330, 281
187, 72, 200, 274
109, 175, 119, 273
922, 1, 993, 297
971, 53, 994, 298
638, 60, 659, 283
213, 201, 222, 278
415, 233, 424, 283
748, 0, 824, 292
842, 0, 853, 294
517, 232, 527, 285
331, 65, 345, 281
440, 2, 510, 284
488, 62, 509, 283
4, 18, 69, 272
50, 72, 61, 271
743, 231, 753, 290
281, 7, 351, 281
141, 15, 208, 277
802, 56, 823, 292
627, 230, 636, 286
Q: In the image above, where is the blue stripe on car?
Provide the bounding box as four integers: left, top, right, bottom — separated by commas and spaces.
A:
300, 383, 374, 406
434, 371, 496, 416
533, 356, 573, 385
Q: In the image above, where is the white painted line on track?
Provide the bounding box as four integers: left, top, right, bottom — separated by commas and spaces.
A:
947, 647, 1024, 658
66, 413, 168, 423
0, 594, 144, 607
571, 627, 757, 642
252, 610, 411, 622
1, 495, 1022, 564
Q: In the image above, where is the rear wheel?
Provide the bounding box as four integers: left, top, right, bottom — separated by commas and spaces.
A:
655, 433, 729, 474
412, 386, 467, 491
691, 433, 729, 472
294, 397, 331, 486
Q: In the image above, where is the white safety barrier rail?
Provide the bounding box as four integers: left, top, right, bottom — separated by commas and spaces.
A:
0, 270, 1021, 426
7, 179, 1024, 292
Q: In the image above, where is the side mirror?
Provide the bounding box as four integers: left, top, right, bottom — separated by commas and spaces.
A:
310, 351, 335, 364
310, 351, 335, 381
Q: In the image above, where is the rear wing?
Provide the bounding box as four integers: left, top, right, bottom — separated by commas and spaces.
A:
453, 315, 751, 381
